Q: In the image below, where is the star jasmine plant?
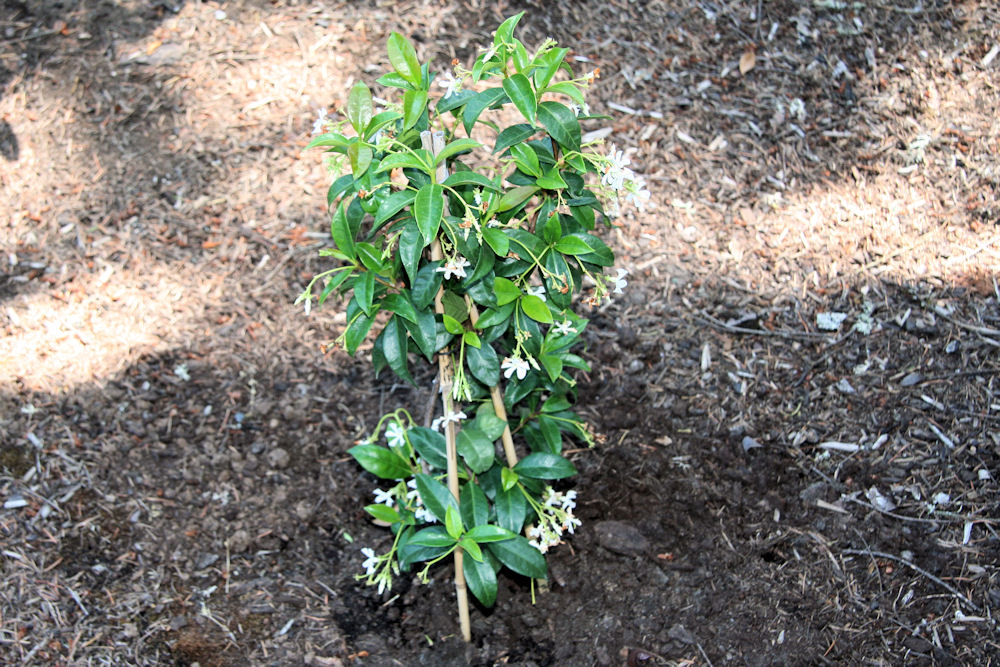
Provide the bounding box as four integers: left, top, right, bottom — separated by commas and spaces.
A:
298, 13, 649, 641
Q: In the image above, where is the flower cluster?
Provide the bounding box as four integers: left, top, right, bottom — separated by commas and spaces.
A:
599, 144, 652, 214
526, 487, 582, 554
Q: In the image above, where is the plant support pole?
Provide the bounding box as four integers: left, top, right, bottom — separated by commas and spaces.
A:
422, 130, 471, 643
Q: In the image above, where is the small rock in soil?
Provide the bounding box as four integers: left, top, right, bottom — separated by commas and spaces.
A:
267, 447, 291, 469
195, 553, 219, 570
228, 529, 251, 553
667, 623, 695, 645
594, 520, 649, 556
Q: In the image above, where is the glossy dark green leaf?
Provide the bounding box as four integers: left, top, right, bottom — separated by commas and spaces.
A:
414, 183, 444, 244
536, 100, 581, 153
472, 303, 514, 330
494, 485, 528, 534
410, 261, 442, 310
402, 307, 436, 360
327, 173, 355, 207
348, 142, 373, 177
502, 73, 536, 125
483, 228, 509, 257
402, 89, 428, 131
543, 213, 561, 245
380, 315, 413, 384
463, 551, 498, 607
356, 242, 386, 275
318, 268, 352, 306
354, 271, 375, 316
445, 505, 464, 540
509, 143, 541, 177
474, 404, 507, 441
466, 341, 499, 386
414, 473, 458, 523
409, 526, 456, 547
375, 71, 414, 90
493, 11, 524, 47
399, 220, 423, 286
462, 88, 507, 135
307, 132, 351, 151
435, 88, 477, 114
434, 138, 482, 165
488, 535, 547, 579
347, 81, 373, 133
387, 32, 422, 85
456, 426, 494, 474
364, 110, 403, 141
330, 201, 356, 261
538, 352, 563, 382
380, 293, 417, 323
553, 235, 592, 255
460, 482, 490, 528
365, 503, 401, 523
374, 190, 416, 226
532, 47, 569, 90
408, 427, 448, 470
513, 452, 576, 479
542, 80, 585, 105
442, 171, 501, 192
348, 444, 411, 479
497, 185, 538, 212
493, 123, 536, 155
466, 524, 516, 543
536, 166, 567, 190
374, 150, 432, 174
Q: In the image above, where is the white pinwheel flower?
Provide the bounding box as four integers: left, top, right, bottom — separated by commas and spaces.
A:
552, 320, 577, 336
385, 421, 406, 448
501, 356, 530, 381
431, 410, 467, 431
361, 547, 379, 576
311, 108, 328, 135
527, 285, 547, 302
436, 257, 470, 280
611, 268, 628, 294
372, 487, 395, 506
601, 145, 634, 191
437, 70, 461, 98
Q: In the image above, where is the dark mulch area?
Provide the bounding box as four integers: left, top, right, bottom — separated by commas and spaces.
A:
2, 1, 999, 665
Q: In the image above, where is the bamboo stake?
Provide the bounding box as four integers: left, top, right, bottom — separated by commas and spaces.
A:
421, 130, 471, 643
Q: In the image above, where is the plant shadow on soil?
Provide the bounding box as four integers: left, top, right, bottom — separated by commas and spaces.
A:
3, 272, 998, 665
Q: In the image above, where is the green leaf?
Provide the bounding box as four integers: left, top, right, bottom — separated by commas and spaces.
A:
343, 309, 376, 355
538, 352, 563, 382
502, 73, 536, 125
356, 242, 386, 275
380, 293, 417, 323
408, 427, 448, 470
410, 261, 442, 309
532, 47, 569, 90
509, 143, 542, 177
553, 235, 592, 255
497, 185, 538, 212
483, 228, 509, 257
456, 426, 495, 474
445, 505, 464, 540
460, 482, 490, 528
327, 173, 355, 206
493, 11, 525, 47
414, 473, 458, 524
494, 485, 528, 533
318, 268, 353, 306
374, 150, 432, 174
466, 341, 499, 386
307, 132, 351, 151
348, 444, 411, 479
541, 395, 572, 413
364, 110, 404, 141
347, 82, 373, 134
542, 81, 585, 106
348, 142, 373, 177
473, 303, 514, 330
409, 526, 457, 547
380, 315, 413, 383
459, 536, 484, 562
374, 190, 416, 226
435, 88, 476, 114
375, 71, 414, 90
501, 467, 519, 491
403, 307, 436, 360
330, 201, 356, 260
520, 294, 553, 324
365, 504, 401, 524
351, 271, 374, 317
488, 535, 547, 579
434, 138, 482, 165
402, 89, 428, 131
463, 553, 498, 607
493, 123, 536, 155
536, 100, 581, 153
466, 525, 516, 543
462, 88, 507, 135
543, 213, 562, 245
536, 166, 567, 190
474, 404, 507, 441
398, 220, 423, 286
442, 171, 501, 192
513, 452, 577, 479
387, 32, 422, 85
442, 313, 465, 335
414, 183, 444, 244
463, 330, 481, 348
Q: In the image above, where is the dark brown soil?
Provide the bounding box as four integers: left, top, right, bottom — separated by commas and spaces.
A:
2, 1, 998, 666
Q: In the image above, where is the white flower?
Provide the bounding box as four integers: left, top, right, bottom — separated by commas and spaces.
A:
431, 410, 467, 431
610, 268, 628, 294
311, 109, 328, 135
361, 547, 379, 576
602, 145, 634, 191
570, 102, 591, 117
501, 356, 530, 381
552, 320, 577, 336
414, 506, 438, 523
435, 257, 470, 280
624, 176, 651, 212
385, 422, 406, 448
527, 285, 546, 302
437, 70, 461, 98
563, 516, 582, 534
560, 489, 577, 512
372, 488, 394, 506
481, 43, 498, 63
